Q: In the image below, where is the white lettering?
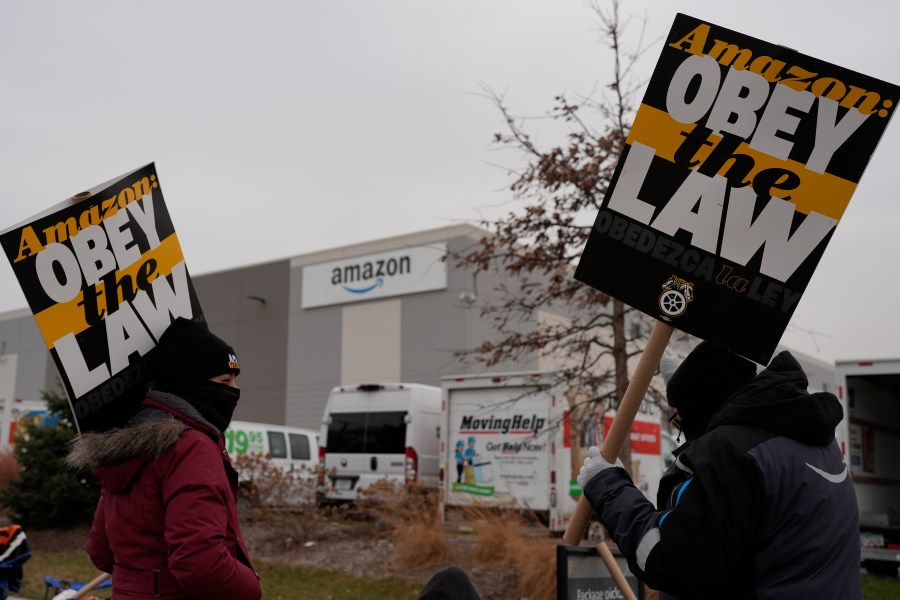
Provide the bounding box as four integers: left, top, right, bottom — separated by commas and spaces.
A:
649, 171, 727, 254
103, 206, 142, 271
70, 225, 116, 286
126, 193, 161, 250
606, 142, 656, 223
35, 242, 83, 303
720, 186, 835, 281
665, 55, 722, 124
131, 261, 194, 340
806, 97, 868, 174
749, 85, 815, 160
54, 332, 110, 397
706, 67, 770, 137
105, 303, 156, 375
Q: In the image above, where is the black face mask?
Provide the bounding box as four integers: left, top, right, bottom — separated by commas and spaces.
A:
679, 411, 712, 441
174, 380, 240, 432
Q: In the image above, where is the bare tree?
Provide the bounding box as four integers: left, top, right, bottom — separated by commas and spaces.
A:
451, 0, 680, 468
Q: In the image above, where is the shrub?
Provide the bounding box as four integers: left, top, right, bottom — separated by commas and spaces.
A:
0, 389, 100, 529
233, 452, 319, 510
233, 452, 329, 548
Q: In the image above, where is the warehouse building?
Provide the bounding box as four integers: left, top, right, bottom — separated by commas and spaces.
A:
0, 223, 835, 435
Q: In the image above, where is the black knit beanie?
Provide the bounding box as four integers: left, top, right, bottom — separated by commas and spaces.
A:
153, 317, 240, 391
666, 341, 757, 438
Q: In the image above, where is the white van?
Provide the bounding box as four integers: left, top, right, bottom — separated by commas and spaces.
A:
225, 420, 320, 476
319, 383, 441, 502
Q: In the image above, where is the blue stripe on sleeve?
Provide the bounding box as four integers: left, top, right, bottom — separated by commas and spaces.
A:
676, 477, 694, 505
659, 477, 695, 527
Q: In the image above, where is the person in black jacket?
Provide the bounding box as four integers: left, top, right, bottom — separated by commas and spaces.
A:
578, 341, 861, 599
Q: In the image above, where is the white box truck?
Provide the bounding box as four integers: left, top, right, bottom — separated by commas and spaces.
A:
835, 358, 900, 576
439, 372, 664, 533
319, 383, 441, 502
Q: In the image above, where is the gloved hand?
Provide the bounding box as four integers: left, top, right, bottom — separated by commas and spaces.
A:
658, 347, 682, 384
51, 590, 78, 600
577, 446, 624, 489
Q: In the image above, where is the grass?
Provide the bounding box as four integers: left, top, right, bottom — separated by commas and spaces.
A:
19, 550, 900, 600
21, 552, 422, 600
21, 551, 111, 599
864, 572, 900, 599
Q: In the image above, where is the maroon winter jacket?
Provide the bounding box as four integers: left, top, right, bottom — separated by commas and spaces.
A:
67, 393, 261, 599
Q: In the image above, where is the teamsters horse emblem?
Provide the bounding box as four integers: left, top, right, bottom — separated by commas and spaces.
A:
659, 274, 694, 318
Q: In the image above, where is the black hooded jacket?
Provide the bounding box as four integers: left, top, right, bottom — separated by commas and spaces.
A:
583, 351, 861, 599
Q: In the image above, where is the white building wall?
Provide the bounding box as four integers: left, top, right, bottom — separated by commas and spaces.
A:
340, 299, 401, 385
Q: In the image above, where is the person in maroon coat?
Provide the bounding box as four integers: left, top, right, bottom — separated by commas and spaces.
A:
67, 317, 261, 600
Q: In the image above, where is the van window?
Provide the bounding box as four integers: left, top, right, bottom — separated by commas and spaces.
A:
268, 431, 288, 459
327, 411, 407, 454
328, 413, 366, 453
289, 432, 311, 460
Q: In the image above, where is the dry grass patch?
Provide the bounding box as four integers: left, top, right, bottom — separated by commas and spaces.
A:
392, 522, 452, 570
471, 511, 523, 566
463, 507, 556, 600
353, 480, 451, 571
512, 537, 556, 600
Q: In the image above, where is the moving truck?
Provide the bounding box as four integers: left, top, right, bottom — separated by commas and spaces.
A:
835, 359, 900, 576
439, 372, 664, 533
319, 383, 441, 502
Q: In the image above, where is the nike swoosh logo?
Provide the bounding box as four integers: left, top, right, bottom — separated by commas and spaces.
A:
806, 462, 849, 483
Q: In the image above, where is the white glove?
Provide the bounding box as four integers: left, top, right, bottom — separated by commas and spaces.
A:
658, 347, 682, 384
52, 591, 78, 600
577, 446, 624, 489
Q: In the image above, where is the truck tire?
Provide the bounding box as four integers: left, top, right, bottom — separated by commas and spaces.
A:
863, 559, 899, 578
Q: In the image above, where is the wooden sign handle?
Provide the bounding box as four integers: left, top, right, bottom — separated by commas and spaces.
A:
72, 572, 111, 598
597, 542, 639, 600
562, 321, 674, 545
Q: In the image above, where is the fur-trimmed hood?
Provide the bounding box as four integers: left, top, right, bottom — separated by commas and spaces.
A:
67, 413, 185, 471
67, 390, 223, 494
66, 410, 186, 495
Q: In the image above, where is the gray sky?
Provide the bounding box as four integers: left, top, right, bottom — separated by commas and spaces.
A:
1, 0, 898, 364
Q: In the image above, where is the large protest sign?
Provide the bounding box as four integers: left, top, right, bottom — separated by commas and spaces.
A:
575, 13, 899, 364
0, 163, 203, 432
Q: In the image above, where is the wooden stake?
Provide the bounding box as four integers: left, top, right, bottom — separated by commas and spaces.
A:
72, 572, 111, 599
597, 542, 638, 600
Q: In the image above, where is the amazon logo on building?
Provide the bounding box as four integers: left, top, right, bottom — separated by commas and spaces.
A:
300, 243, 448, 309
331, 256, 411, 294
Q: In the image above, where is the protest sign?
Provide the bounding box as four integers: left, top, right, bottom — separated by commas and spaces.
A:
563, 12, 900, 548
575, 13, 899, 364
0, 163, 203, 432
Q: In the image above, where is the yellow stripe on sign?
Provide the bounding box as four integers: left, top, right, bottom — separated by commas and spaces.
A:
34, 233, 186, 350
626, 104, 857, 221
